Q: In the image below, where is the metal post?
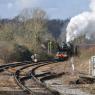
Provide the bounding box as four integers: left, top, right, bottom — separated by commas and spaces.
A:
49, 41, 52, 54
48, 41, 52, 54
89, 59, 91, 75
48, 42, 50, 54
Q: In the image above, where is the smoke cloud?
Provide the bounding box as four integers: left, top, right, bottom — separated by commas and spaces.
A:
66, 0, 95, 42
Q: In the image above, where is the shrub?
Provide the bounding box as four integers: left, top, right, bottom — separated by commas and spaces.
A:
38, 52, 54, 61
0, 42, 32, 63
8, 44, 32, 62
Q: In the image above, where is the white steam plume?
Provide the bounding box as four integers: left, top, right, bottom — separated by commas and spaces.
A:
66, 0, 95, 42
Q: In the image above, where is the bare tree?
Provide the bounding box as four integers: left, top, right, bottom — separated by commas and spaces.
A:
14, 8, 54, 53
30, 8, 49, 53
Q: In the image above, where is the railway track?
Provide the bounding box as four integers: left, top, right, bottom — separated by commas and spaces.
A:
0, 61, 31, 72
14, 61, 59, 95
0, 60, 90, 95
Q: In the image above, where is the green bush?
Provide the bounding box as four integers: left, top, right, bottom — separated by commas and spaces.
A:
8, 44, 32, 62
38, 52, 54, 61
0, 42, 32, 63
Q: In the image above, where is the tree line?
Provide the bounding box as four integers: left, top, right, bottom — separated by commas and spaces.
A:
0, 8, 70, 63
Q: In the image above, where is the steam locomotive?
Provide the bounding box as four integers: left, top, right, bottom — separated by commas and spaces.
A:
55, 42, 78, 61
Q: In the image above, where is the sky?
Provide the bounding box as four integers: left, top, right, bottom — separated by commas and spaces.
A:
0, 0, 90, 20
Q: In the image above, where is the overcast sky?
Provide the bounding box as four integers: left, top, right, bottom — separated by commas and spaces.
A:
0, 0, 90, 19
